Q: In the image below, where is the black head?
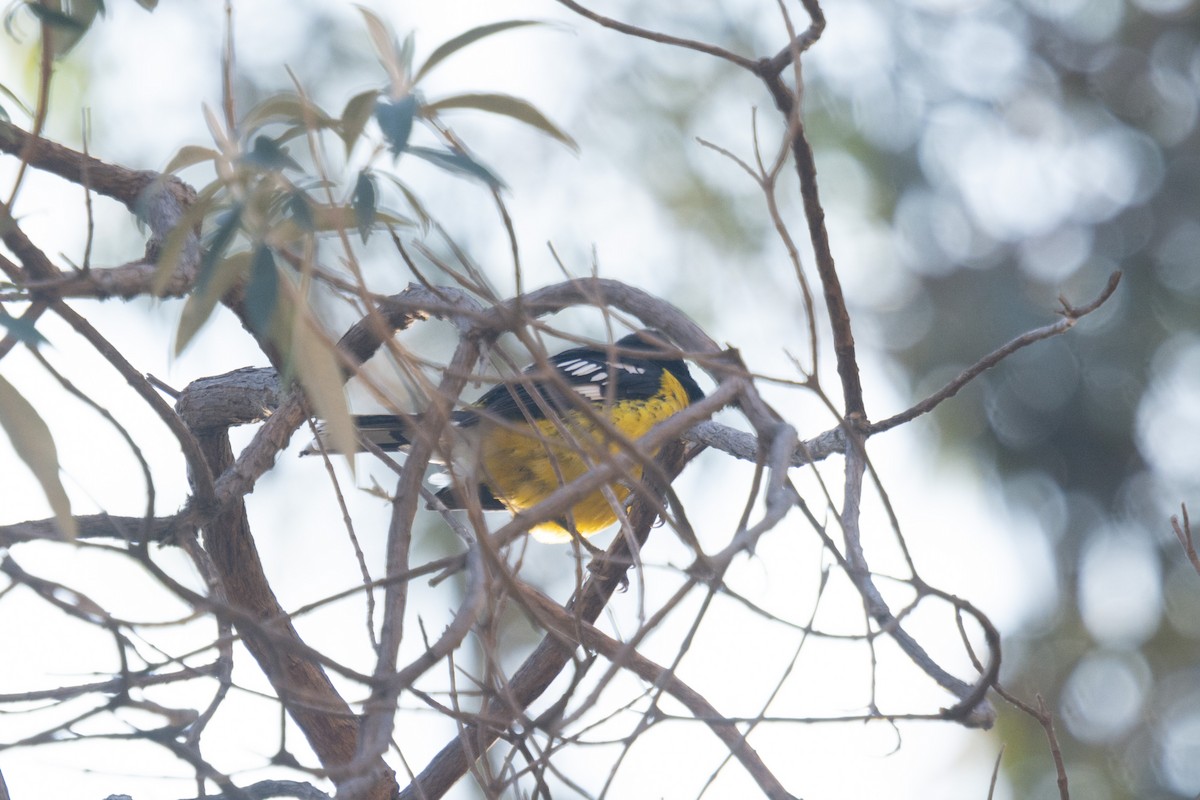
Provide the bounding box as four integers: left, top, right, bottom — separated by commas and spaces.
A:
615, 330, 705, 403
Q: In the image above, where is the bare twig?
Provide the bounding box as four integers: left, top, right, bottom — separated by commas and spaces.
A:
343, 336, 483, 798
551, 0, 759, 70
520, 586, 800, 800
398, 440, 692, 800
1171, 503, 1200, 577
51, 301, 218, 511
869, 272, 1122, 436
994, 687, 1070, 800
179, 780, 332, 800
987, 746, 1005, 800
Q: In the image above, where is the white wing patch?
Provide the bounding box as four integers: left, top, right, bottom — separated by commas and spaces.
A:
554, 352, 645, 402
557, 356, 609, 378
571, 383, 604, 400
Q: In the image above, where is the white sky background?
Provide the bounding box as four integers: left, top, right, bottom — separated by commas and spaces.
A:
0, 0, 1154, 797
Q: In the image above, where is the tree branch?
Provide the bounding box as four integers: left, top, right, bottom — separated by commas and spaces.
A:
520, 585, 800, 800
398, 440, 692, 799
869, 272, 1122, 436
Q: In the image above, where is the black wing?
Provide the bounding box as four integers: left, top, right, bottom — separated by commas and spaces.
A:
474, 332, 699, 423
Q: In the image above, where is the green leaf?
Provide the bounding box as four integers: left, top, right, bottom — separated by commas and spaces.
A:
406, 146, 504, 189
375, 95, 419, 155
0, 82, 31, 122
298, 203, 409, 234
287, 189, 314, 231
425, 92, 578, 152
245, 245, 278, 336
380, 174, 432, 231
358, 6, 406, 92
241, 93, 335, 133
0, 305, 48, 346
352, 170, 377, 243
150, 186, 217, 296
414, 20, 543, 84
201, 103, 234, 152
398, 31, 416, 79
26, 3, 88, 31
0, 375, 76, 539
198, 204, 243, 292
241, 135, 301, 172
163, 144, 218, 175
175, 251, 250, 354
134, 0, 157, 9
290, 316, 357, 465
27, 0, 102, 58
340, 89, 379, 156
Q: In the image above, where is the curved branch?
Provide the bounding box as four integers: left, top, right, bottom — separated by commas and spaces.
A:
342, 336, 484, 796
0, 121, 201, 297
0, 119, 167, 209
51, 301, 218, 511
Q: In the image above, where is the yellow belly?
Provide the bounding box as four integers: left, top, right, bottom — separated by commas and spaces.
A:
477, 373, 693, 541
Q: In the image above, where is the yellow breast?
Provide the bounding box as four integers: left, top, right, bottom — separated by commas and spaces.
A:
478, 370, 694, 541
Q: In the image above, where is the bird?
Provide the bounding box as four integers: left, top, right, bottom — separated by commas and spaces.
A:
306, 330, 705, 542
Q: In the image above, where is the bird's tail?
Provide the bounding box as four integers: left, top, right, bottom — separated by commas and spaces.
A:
301, 414, 413, 455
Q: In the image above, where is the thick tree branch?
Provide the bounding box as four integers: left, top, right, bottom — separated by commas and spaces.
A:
0, 121, 200, 293
0, 513, 183, 547
192, 423, 396, 798
0, 119, 171, 209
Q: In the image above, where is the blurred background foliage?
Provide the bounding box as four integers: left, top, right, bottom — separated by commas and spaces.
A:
589, 1, 1200, 798
2, 0, 1198, 797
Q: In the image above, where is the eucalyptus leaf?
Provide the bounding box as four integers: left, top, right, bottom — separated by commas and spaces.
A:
0, 306, 48, 346
241, 135, 301, 172
175, 251, 251, 354
376, 95, 419, 156
353, 170, 377, 243
287, 190, 315, 231
359, 6, 406, 92
198, 204, 243, 292
414, 20, 542, 84
241, 93, 335, 132
245, 245, 279, 336
425, 92, 577, 152
0, 375, 76, 538
164, 145, 218, 175
406, 146, 504, 189
340, 89, 379, 156
290, 316, 357, 466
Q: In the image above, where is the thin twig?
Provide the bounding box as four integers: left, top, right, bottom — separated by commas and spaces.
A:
1171, 503, 1200, 577
870, 272, 1122, 435
987, 746, 1005, 800
551, 0, 759, 70
51, 301, 218, 511
520, 586, 799, 800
